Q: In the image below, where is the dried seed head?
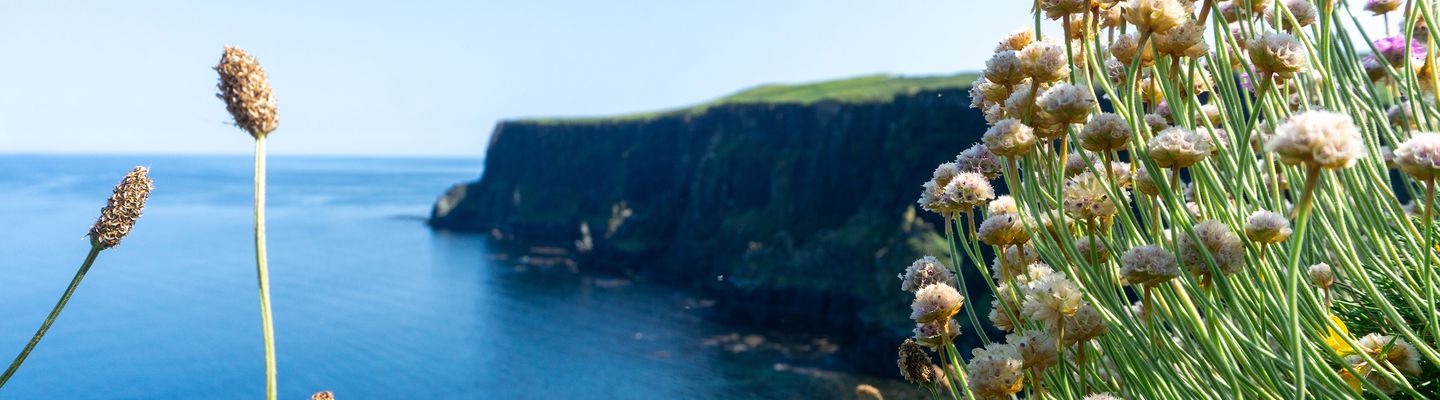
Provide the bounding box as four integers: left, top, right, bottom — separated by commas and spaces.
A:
216, 46, 278, 138
1308, 262, 1335, 289
1179, 220, 1246, 279
1080, 113, 1133, 152
1037, 83, 1096, 124
1244, 210, 1293, 244
1247, 32, 1309, 79
1266, 111, 1365, 169
855, 384, 883, 400
1394, 132, 1440, 180
978, 213, 1031, 246
89, 167, 155, 249
900, 256, 958, 293
1356, 334, 1422, 376
1120, 245, 1180, 286
984, 119, 1038, 157
911, 283, 964, 323
966, 343, 1026, 399
897, 339, 936, 385
1148, 127, 1213, 169
1007, 330, 1058, 373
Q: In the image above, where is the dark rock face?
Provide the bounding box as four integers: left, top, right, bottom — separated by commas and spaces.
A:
430, 88, 991, 375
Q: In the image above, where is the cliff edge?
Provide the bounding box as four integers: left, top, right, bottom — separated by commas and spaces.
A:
430, 76, 990, 374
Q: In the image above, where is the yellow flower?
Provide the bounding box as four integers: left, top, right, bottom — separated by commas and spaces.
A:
1324, 315, 1357, 356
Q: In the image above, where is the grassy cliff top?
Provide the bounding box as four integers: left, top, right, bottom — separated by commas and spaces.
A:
521, 72, 979, 125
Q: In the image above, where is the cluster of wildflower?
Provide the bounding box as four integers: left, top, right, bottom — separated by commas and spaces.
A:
895, 0, 1440, 398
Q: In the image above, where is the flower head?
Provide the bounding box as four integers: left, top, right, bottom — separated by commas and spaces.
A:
988, 195, 1018, 216
900, 256, 958, 293
1018, 40, 1070, 83
1120, 245, 1180, 286
1366, 0, 1402, 14
1064, 172, 1125, 221
985, 50, 1027, 86
1248, 32, 1310, 79
978, 213, 1031, 246
911, 283, 964, 323
1060, 302, 1108, 345
1023, 274, 1083, 331
1110, 33, 1156, 67
1244, 210, 1293, 244
1356, 334, 1423, 376
1394, 132, 1440, 180
1007, 330, 1058, 373
1133, 164, 1161, 196
984, 119, 1038, 157
1081, 113, 1133, 152
996, 29, 1035, 52
1154, 20, 1209, 58
216, 46, 279, 137
89, 167, 155, 249
957, 143, 1004, 179
913, 318, 961, 348
944, 172, 995, 209
1374, 35, 1428, 66
1124, 0, 1187, 35
1179, 220, 1246, 280
1038, 83, 1096, 124
1265, 0, 1317, 30
1148, 127, 1213, 169
966, 343, 1025, 399
1308, 263, 1335, 289
1266, 111, 1365, 169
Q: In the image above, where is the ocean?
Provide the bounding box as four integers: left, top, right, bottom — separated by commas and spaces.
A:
0, 154, 914, 399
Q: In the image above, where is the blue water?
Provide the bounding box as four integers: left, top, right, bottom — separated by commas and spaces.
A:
0, 155, 912, 399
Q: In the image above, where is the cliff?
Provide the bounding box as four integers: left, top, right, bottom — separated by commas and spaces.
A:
429, 75, 993, 375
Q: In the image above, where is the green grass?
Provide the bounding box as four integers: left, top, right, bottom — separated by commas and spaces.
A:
522, 72, 980, 125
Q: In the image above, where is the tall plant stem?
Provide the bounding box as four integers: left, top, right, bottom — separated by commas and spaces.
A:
0, 244, 102, 388
1425, 178, 1437, 344
254, 136, 278, 400
1286, 165, 1322, 400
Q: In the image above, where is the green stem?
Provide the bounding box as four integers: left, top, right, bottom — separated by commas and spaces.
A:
0, 244, 103, 388
255, 136, 278, 400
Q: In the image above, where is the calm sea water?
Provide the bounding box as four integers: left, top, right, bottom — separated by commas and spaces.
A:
0, 154, 913, 399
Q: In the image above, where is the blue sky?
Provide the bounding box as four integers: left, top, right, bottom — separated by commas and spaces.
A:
0, 1, 1046, 156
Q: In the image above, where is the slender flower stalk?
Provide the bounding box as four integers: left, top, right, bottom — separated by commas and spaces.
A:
216, 45, 280, 400
0, 167, 153, 388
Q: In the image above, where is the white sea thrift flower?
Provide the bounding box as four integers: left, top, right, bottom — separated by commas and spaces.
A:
1265, 0, 1317, 30
1153, 20, 1208, 58
1074, 234, 1110, 264
1007, 330, 1058, 373
978, 213, 1031, 246
957, 143, 1004, 179
1366, 0, 1402, 15
899, 256, 957, 293
1148, 127, 1213, 169
985, 50, 1027, 86
1110, 33, 1156, 67
1248, 32, 1310, 79
1179, 220, 1246, 280
1081, 113, 1133, 152
988, 195, 1018, 216
1355, 334, 1423, 376
1124, 0, 1187, 35
911, 283, 964, 323
1060, 302, 1108, 345
991, 243, 1039, 279
1133, 164, 1161, 196
1144, 113, 1170, 133
932, 162, 961, 186
966, 343, 1025, 399
1018, 40, 1070, 83
1038, 83, 1095, 124
944, 171, 995, 210
1120, 245, 1180, 286
1244, 210, 1293, 244
1041, 0, 1088, 19
1063, 172, 1125, 221
1307, 262, 1335, 289
1065, 153, 1091, 177
1394, 132, 1440, 180
1266, 111, 1365, 169
970, 78, 1009, 109
984, 119, 1038, 157
1023, 273, 1083, 331
989, 299, 1017, 331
